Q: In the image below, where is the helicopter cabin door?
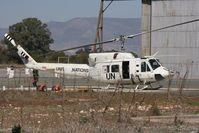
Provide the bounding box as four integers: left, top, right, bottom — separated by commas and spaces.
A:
122, 61, 130, 79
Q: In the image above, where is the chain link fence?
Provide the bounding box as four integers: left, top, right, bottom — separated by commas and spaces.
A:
1, 67, 199, 90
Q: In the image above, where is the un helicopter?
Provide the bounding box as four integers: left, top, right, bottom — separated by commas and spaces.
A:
4, 18, 199, 89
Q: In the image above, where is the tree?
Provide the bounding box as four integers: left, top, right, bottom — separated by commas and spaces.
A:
0, 43, 8, 63
76, 51, 89, 64
74, 48, 89, 64
5, 18, 54, 63
47, 51, 68, 63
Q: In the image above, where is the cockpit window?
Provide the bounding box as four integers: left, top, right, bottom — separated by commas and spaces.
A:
149, 59, 161, 70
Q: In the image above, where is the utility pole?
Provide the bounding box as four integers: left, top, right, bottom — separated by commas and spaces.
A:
93, 0, 132, 52
94, 0, 104, 52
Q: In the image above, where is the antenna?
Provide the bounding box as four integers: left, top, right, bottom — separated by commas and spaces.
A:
119, 35, 125, 51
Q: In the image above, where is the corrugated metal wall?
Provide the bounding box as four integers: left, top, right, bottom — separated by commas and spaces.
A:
150, 0, 199, 79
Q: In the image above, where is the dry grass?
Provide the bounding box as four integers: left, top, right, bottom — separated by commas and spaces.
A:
0, 90, 198, 133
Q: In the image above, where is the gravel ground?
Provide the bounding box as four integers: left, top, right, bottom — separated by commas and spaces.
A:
0, 90, 198, 133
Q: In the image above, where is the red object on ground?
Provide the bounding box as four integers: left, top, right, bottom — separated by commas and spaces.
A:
37, 84, 47, 91
52, 84, 61, 91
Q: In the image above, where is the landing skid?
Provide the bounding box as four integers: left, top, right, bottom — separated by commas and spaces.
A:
142, 85, 162, 90
136, 84, 162, 90
99, 83, 163, 90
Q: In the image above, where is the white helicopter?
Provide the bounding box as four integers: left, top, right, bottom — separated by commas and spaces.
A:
4, 18, 199, 89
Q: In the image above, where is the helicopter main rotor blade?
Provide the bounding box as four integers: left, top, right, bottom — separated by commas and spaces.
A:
126, 18, 199, 39
57, 18, 199, 52
104, 0, 135, 1
56, 39, 116, 53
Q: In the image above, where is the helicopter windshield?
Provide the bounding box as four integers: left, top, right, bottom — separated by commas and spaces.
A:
149, 59, 161, 70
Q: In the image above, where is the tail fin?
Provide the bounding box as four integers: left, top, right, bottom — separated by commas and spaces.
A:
4, 33, 37, 68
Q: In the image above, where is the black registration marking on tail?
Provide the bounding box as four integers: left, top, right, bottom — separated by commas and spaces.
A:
5, 34, 12, 42
5, 34, 9, 38
8, 37, 12, 41
21, 52, 29, 60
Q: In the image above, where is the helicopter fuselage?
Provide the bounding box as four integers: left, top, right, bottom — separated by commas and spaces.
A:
89, 56, 169, 84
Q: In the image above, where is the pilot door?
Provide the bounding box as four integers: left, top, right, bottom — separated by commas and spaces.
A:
135, 60, 153, 82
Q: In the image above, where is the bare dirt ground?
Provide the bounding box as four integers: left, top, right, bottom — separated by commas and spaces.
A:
0, 89, 198, 133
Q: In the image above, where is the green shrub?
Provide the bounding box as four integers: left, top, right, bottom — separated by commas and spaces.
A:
79, 116, 89, 124
12, 124, 21, 133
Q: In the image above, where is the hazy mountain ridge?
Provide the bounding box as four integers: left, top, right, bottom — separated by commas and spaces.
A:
0, 17, 141, 52
48, 17, 141, 52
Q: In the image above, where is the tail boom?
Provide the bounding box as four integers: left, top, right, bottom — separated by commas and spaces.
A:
4, 33, 38, 68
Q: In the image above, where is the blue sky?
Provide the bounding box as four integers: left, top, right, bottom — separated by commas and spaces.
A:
0, 0, 141, 28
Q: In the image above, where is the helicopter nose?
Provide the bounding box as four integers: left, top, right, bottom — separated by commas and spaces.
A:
161, 69, 170, 78
155, 74, 165, 81
154, 68, 170, 81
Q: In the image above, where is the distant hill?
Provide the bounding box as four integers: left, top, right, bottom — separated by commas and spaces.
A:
48, 17, 141, 53
0, 17, 141, 54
